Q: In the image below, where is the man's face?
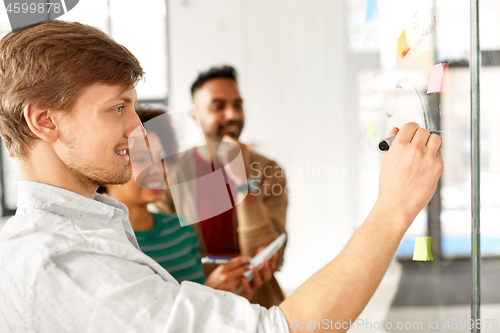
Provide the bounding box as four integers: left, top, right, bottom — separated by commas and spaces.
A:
55, 83, 141, 188
193, 78, 244, 142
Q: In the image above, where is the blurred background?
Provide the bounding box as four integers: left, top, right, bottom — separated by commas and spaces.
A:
1, 0, 500, 331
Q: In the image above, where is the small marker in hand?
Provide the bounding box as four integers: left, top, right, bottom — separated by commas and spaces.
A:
379, 130, 439, 152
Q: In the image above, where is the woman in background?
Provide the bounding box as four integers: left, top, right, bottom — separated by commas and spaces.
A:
101, 105, 275, 301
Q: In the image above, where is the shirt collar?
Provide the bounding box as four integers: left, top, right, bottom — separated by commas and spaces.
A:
16, 181, 128, 223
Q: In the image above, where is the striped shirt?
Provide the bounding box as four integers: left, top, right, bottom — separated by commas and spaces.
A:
134, 212, 206, 284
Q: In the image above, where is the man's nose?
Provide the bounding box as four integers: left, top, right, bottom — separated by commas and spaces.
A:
224, 105, 242, 121
125, 110, 145, 140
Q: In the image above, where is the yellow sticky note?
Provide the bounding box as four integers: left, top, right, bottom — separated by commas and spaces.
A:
413, 237, 433, 261
396, 30, 410, 59
367, 121, 377, 138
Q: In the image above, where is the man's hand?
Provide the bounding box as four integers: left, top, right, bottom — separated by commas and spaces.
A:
216, 135, 250, 185
216, 135, 259, 204
221, 135, 250, 169
377, 122, 443, 228
281, 122, 443, 332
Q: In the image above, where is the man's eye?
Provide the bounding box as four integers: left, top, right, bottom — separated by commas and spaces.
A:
210, 104, 224, 111
113, 105, 124, 113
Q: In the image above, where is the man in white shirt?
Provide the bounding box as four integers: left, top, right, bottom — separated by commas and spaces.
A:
0, 20, 443, 332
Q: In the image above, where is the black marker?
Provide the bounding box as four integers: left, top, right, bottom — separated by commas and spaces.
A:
378, 130, 439, 152
378, 136, 396, 152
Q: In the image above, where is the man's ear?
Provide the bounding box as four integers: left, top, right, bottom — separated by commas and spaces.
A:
189, 107, 196, 120
190, 106, 201, 126
23, 104, 59, 143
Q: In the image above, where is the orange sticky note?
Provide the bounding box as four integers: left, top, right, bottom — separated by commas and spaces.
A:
427, 63, 449, 94
396, 30, 410, 59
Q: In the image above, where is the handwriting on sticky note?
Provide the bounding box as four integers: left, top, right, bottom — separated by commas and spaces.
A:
365, 0, 375, 21
427, 63, 449, 94
397, 30, 410, 59
413, 236, 433, 261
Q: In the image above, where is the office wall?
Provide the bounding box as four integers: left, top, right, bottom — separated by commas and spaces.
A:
167, 0, 360, 294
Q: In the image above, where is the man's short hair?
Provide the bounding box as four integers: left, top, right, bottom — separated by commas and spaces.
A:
0, 20, 144, 159
190, 65, 238, 98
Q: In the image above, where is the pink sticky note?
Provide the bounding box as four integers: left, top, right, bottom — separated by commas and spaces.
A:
427, 63, 449, 94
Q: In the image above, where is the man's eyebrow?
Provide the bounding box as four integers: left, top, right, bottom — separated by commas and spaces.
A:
210, 97, 243, 103
121, 96, 139, 104
104, 95, 138, 105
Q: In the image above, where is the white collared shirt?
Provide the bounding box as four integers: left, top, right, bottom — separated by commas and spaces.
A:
0, 181, 289, 333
